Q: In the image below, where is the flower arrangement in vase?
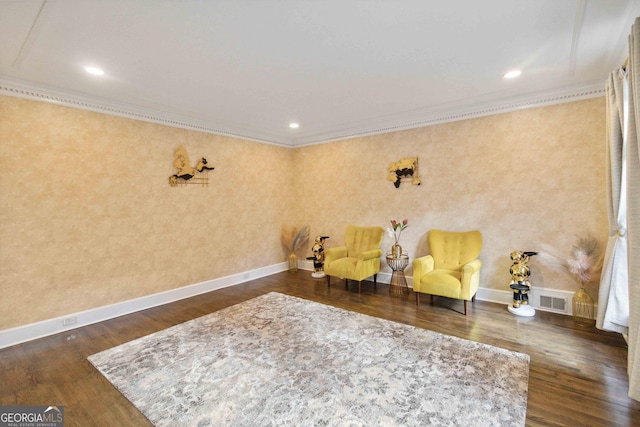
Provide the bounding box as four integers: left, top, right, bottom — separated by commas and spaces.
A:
281, 225, 310, 272
538, 235, 603, 323
387, 219, 408, 257
565, 235, 603, 323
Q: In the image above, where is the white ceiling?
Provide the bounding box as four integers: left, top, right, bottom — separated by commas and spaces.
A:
1, 0, 638, 147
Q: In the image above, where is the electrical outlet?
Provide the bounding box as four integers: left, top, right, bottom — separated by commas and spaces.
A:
63, 316, 77, 326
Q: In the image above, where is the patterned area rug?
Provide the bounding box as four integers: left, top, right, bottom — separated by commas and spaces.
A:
88, 292, 529, 426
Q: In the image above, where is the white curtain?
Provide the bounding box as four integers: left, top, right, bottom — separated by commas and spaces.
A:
599, 16, 640, 402
597, 68, 629, 335
627, 17, 640, 402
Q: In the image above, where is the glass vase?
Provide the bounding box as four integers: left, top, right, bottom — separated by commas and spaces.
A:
391, 243, 402, 258
288, 252, 298, 272
572, 287, 594, 324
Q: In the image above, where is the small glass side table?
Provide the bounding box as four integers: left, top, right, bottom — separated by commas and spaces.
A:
386, 253, 410, 296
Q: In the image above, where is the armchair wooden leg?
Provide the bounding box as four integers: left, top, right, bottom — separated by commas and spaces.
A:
464, 300, 469, 315
345, 279, 349, 290
358, 281, 362, 293
415, 292, 420, 305
373, 274, 377, 289
326, 275, 331, 288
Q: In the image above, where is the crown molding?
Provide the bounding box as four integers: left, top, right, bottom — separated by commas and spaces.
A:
1, 76, 604, 148
292, 81, 605, 146
0, 76, 292, 147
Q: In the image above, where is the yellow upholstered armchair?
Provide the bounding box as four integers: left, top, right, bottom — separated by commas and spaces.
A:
412, 229, 483, 315
324, 225, 385, 293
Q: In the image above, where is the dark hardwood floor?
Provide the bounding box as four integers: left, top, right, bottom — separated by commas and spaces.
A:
1, 271, 638, 426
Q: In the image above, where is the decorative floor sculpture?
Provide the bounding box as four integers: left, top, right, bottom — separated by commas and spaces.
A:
507, 250, 538, 317
307, 235, 329, 278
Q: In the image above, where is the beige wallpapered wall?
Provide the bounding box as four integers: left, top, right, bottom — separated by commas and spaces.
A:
292, 97, 607, 300
0, 96, 295, 329
0, 95, 606, 330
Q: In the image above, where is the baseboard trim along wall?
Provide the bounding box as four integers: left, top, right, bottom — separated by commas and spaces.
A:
474, 285, 596, 317
0, 262, 288, 350
0, 261, 595, 349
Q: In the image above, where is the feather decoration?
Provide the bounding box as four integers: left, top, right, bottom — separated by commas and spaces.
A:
291, 225, 310, 252
568, 235, 603, 285
535, 243, 567, 272
281, 225, 310, 253
281, 226, 295, 251
536, 235, 603, 287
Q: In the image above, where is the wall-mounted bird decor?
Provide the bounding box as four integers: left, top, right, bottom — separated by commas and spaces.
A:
169, 146, 215, 187
387, 157, 420, 188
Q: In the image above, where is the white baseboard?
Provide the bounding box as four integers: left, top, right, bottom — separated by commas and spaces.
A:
476, 285, 598, 318
1, 261, 594, 349
475, 287, 513, 305
0, 262, 288, 349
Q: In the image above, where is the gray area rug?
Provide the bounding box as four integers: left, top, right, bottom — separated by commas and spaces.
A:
88, 292, 529, 426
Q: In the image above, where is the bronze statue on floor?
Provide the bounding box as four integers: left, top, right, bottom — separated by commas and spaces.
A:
508, 250, 537, 317
307, 235, 329, 278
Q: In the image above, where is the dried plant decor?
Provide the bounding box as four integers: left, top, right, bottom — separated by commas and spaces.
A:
281, 225, 310, 271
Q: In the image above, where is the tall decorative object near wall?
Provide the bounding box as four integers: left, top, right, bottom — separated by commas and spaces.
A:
573, 288, 595, 324
281, 225, 310, 272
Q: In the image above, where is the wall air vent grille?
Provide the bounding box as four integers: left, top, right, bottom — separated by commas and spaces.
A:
539, 295, 567, 312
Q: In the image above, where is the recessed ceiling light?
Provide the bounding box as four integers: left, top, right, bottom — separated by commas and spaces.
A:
289, 123, 300, 129
85, 66, 105, 76
504, 70, 522, 79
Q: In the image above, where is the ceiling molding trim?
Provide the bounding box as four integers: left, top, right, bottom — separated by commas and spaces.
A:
1, 76, 604, 148
293, 82, 605, 147
0, 76, 291, 148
